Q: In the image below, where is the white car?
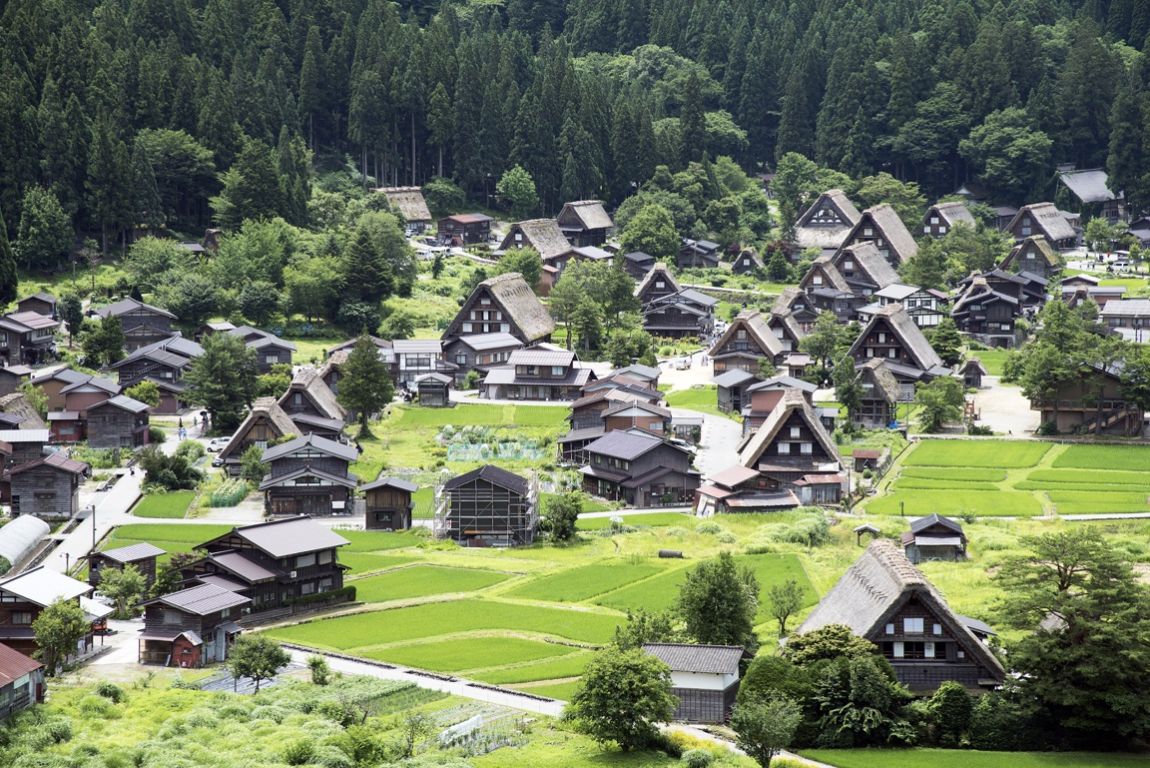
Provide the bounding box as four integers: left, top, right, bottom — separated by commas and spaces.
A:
673, 357, 691, 370
206, 437, 229, 452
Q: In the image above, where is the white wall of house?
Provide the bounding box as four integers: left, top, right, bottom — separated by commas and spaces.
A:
670, 670, 738, 691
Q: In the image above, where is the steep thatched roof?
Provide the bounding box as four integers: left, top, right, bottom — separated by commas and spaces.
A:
1008, 203, 1077, 244
376, 187, 432, 222
856, 359, 901, 404
800, 255, 851, 293
928, 201, 976, 228
835, 242, 900, 290
559, 200, 613, 231
0, 393, 46, 430
708, 310, 783, 360
218, 397, 298, 463
634, 263, 680, 299
478, 272, 556, 342
279, 367, 347, 422
852, 204, 918, 264
796, 539, 1004, 680
793, 190, 862, 251
851, 304, 943, 372
500, 219, 574, 261
999, 235, 1059, 271
739, 389, 840, 468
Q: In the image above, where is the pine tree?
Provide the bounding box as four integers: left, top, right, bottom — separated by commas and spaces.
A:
337, 335, 394, 436
680, 71, 707, 164
0, 206, 18, 305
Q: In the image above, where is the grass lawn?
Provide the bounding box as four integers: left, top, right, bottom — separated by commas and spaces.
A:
351, 564, 512, 602
472, 652, 592, 684
902, 440, 1050, 468
340, 552, 421, 575
595, 566, 689, 613
1053, 444, 1150, 470
1026, 469, 1150, 488
900, 467, 1008, 482
803, 749, 1150, 768
368, 636, 577, 673
575, 512, 694, 530
866, 490, 1043, 517
973, 348, 1011, 376
1047, 491, 1150, 514
507, 562, 664, 602
101, 522, 230, 561
664, 385, 732, 418
266, 598, 621, 649
892, 478, 1000, 491
283, 337, 340, 364
337, 529, 425, 552
511, 680, 582, 701
131, 491, 196, 519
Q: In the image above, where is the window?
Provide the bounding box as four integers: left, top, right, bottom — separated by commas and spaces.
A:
877, 332, 886, 343
551, 366, 565, 376
924, 641, 935, 658
11, 611, 31, 625
930, 216, 939, 224
300, 581, 316, 595
885, 623, 895, 635
864, 227, 873, 237
800, 442, 812, 455
656, 281, 665, 289
843, 260, 854, 272
318, 550, 332, 565
296, 553, 316, 568
923, 226, 930, 234
777, 442, 790, 455
264, 355, 277, 365
789, 427, 800, 438
904, 617, 924, 634
888, 349, 897, 358
957, 649, 966, 659
813, 275, 823, 286
893, 641, 904, 658
939, 226, 947, 235
933, 623, 942, 635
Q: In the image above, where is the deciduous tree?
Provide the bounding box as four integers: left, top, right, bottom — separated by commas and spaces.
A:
98, 563, 147, 619
566, 648, 676, 752
32, 598, 90, 675
677, 551, 759, 650
228, 634, 290, 693
337, 335, 394, 436
184, 332, 258, 432
731, 694, 802, 767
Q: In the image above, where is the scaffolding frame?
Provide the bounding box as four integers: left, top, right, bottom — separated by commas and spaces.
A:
434, 473, 539, 547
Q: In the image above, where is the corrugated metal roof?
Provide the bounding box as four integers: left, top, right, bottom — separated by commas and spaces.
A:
642, 643, 743, 674
229, 516, 351, 558
144, 583, 250, 615
0, 566, 91, 606
361, 476, 418, 492
99, 542, 165, 563
262, 433, 358, 463
507, 349, 575, 367
0, 642, 42, 683
584, 429, 664, 461
443, 465, 529, 495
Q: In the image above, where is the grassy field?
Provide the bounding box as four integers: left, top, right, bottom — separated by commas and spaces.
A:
804, 749, 1150, 768
972, 348, 1010, 376
131, 491, 196, 519
869, 440, 1150, 517
507, 562, 664, 602
351, 564, 512, 602
100, 522, 229, 562
472, 652, 592, 684
664, 385, 734, 418
575, 512, 694, 530
369, 636, 578, 673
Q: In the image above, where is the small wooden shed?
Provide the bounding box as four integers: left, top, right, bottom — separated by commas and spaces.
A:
416, 372, 452, 407
958, 358, 988, 389
362, 476, 417, 530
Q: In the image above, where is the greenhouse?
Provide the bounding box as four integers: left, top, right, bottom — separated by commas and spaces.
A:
0, 515, 49, 573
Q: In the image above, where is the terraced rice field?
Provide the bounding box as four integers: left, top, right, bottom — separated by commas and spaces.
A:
871, 440, 1150, 517
351, 565, 512, 602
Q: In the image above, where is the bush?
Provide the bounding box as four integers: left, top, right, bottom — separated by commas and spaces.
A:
147, 426, 166, 444
175, 440, 205, 462
680, 748, 714, 767
1037, 421, 1059, 436
43, 716, 72, 743
697, 521, 723, 535
281, 739, 315, 766
94, 682, 125, 703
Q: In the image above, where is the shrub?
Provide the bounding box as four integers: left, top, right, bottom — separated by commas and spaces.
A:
717, 531, 737, 544
680, 748, 714, 767
43, 716, 72, 743
1037, 421, 1059, 436
94, 681, 125, 703
282, 739, 315, 766
175, 440, 205, 462
697, 521, 723, 535
148, 426, 166, 444
308, 655, 331, 686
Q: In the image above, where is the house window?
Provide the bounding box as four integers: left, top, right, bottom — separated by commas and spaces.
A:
777, 442, 790, 455
296, 553, 316, 568
11, 611, 31, 625
789, 427, 800, 438
885, 623, 895, 635
933, 623, 942, 635
904, 618, 924, 634
843, 260, 854, 272
656, 281, 665, 289
923, 226, 930, 234
300, 581, 316, 595
877, 332, 886, 343
800, 442, 812, 455
264, 355, 277, 365
939, 226, 947, 235
864, 227, 873, 237
892, 641, 904, 658
930, 216, 939, 224
813, 275, 823, 286
924, 641, 935, 658
551, 366, 564, 376
957, 649, 966, 659
318, 550, 332, 565
888, 349, 897, 358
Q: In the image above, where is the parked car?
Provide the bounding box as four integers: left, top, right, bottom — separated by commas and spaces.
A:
673, 357, 691, 370
206, 437, 229, 452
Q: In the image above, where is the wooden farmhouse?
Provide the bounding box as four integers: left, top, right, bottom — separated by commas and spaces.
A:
0, 566, 95, 658
634, 263, 681, 305
559, 387, 668, 464
678, 238, 721, 269
622, 251, 656, 279
1030, 363, 1143, 436
862, 284, 948, 329
642, 643, 743, 724
773, 288, 819, 333
94, 297, 177, 352
443, 332, 523, 384
85, 395, 150, 449
111, 334, 204, 414
0, 429, 48, 465
277, 366, 347, 435
391, 339, 455, 389
902, 514, 967, 563
853, 359, 902, 429
259, 433, 359, 517
16, 292, 57, 318
830, 242, 901, 298
557, 200, 613, 247
89, 542, 165, 589
958, 358, 988, 388
1055, 167, 1124, 222
642, 289, 717, 339
694, 464, 800, 515
415, 372, 452, 407
998, 235, 1061, 279
362, 476, 417, 530
950, 275, 1022, 348
480, 348, 593, 401
732, 249, 763, 275
226, 326, 296, 373
767, 308, 806, 353
10, 452, 88, 520
0, 643, 45, 718
442, 272, 555, 348
581, 429, 699, 507
182, 516, 350, 611
217, 397, 298, 476
739, 376, 817, 436
713, 369, 760, 414
841, 203, 919, 269
1100, 298, 1150, 339
920, 201, 975, 238
438, 213, 493, 245
848, 304, 950, 399
611, 364, 660, 388
376, 186, 432, 231
137, 583, 250, 667
1006, 203, 1077, 250
0, 365, 32, 397
1062, 282, 1126, 309
735, 389, 844, 507
59, 375, 120, 415
798, 255, 859, 322
708, 310, 784, 376
33, 367, 93, 411
434, 465, 538, 547
796, 539, 1004, 692
498, 218, 575, 281
791, 189, 862, 257
0, 311, 59, 366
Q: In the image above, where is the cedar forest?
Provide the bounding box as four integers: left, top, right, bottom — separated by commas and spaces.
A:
2, 0, 1150, 267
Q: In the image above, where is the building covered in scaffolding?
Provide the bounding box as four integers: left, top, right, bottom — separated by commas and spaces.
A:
434, 465, 538, 547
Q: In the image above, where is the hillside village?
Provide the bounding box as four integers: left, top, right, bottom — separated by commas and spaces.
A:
4, 1, 1150, 767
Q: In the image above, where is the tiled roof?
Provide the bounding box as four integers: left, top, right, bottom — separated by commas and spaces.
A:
642, 643, 743, 674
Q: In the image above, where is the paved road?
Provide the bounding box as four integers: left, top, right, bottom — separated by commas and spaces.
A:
684, 407, 742, 477
43, 469, 145, 574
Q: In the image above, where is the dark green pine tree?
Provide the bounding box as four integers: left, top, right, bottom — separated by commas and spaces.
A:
1107, 75, 1148, 216
86, 112, 133, 254
775, 45, 821, 162
0, 206, 19, 305
298, 25, 326, 149
680, 71, 707, 164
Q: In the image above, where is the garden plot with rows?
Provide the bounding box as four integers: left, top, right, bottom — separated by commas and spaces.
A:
867, 440, 1150, 517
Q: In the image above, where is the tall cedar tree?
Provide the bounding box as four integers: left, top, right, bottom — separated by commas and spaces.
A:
337, 335, 394, 437
183, 332, 258, 433
0, 206, 17, 304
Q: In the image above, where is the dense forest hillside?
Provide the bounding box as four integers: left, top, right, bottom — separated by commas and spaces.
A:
1, 0, 1149, 253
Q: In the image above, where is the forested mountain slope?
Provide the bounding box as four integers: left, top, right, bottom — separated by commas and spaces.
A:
1, 0, 1148, 253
